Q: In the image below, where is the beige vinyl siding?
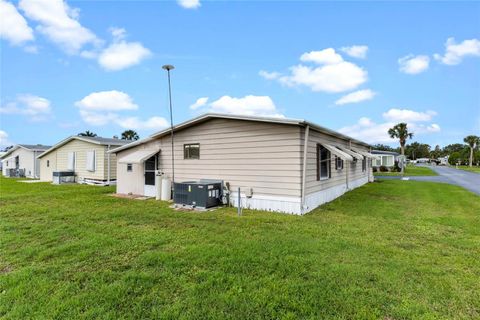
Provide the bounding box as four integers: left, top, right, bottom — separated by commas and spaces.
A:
39, 139, 121, 182
116, 118, 303, 197
303, 127, 371, 195
39, 151, 57, 181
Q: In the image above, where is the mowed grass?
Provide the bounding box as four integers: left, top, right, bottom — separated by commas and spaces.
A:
456, 165, 480, 174
1, 177, 479, 319
374, 164, 438, 176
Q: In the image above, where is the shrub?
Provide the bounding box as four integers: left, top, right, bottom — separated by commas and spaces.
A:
373, 167, 378, 173
379, 166, 389, 172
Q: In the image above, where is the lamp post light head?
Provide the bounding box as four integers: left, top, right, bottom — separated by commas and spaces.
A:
162, 64, 175, 71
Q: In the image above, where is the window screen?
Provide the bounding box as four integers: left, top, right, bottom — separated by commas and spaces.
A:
86, 150, 95, 172
184, 144, 200, 159
127, 163, 132, 172
67, 152, 75, 170
362, 157, 366, 172
47, 160, 50, 167
317, 144, 331, 180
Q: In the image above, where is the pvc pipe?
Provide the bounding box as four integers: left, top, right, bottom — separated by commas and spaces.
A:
237, 187, 241, 216
300, 125, 310, 214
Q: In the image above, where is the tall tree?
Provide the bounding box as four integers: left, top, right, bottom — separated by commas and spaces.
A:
372, 144, 395, 152
463, 135, 480, 167
388, 123, 413, 156
121, 130, 140, 141
78, 130, 97, 137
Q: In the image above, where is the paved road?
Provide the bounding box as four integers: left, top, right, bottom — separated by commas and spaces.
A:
376, 165, 480, 195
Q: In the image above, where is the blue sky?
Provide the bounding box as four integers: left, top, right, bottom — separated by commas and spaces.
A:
1, 0, 479, 149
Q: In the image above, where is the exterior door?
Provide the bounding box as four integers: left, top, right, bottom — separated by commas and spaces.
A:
144, 155, 157, 197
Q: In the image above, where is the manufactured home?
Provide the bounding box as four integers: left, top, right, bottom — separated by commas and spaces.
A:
111, 113, 377, 215
1, 144, 51, 178
38, 136, 129, 184
371, 150, 400, 169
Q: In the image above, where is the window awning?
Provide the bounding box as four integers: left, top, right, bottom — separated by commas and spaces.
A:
352, 148, 381, 160
323, 144, 354, 161
118, 149, 159, 164
336, 146, 364, 159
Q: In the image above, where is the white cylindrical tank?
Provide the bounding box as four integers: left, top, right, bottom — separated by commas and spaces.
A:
155, 174, 162, 200
161, 178, 171, 201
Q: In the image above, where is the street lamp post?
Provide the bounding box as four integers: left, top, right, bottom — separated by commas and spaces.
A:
162, 64, 175, 197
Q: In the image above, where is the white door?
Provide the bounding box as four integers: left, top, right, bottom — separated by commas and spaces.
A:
144, 155, 157, 197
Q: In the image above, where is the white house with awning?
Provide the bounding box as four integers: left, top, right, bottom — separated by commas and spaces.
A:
110, 113, 376, 215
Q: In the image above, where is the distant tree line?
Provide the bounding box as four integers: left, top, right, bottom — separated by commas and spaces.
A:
373, 138, 480, 166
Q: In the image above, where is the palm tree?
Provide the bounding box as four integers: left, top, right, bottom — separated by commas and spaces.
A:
78, 130, 97, 137
463, 135, 480, 167
388, 123, 413, 156
121, 130, 139, 141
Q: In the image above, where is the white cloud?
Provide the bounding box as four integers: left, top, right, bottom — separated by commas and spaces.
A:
398, 55, 430, 74
340, 45, 368, 59
335, 89, 376, 105
98, 41, 151, 71
19, 0, 100, 54
263, 48, 368, 93
0, 94, 52, 121
189, 97, 209, 110
300, 48, 343, 64
339, 108, 440, 143
75, 90, 138, 111
339, 118, 395, 144
96, 27, 151, 71
259, 70, 281, 80
0, 0, 34, 46
382, 108, 436, 122
191, 95, 284, 118
177, 0, 201, 9
0, 130, 13, 148
109, 27, 126, 41
76, 90, 167, 131
434, 37, 480, 65
279, 62, 367, 93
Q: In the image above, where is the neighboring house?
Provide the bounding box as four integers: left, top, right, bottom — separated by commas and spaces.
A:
438, 156, 449, 166
0, 152, 5, 171
371, 150, 400, 169
110, 113, 377, 215
1, 144, 51, 178
38, 136, 129, 184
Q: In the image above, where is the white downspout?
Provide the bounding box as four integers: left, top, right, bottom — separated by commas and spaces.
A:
107, 145, 111, 185
33, 151, 36, 179
301, 125, 310, 214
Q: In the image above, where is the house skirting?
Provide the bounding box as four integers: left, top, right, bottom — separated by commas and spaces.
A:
229, 193, 302, 215
228, 176, 370, 215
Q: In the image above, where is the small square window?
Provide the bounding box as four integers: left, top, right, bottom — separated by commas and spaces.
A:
127, 163, 132, 172
335, 156, 343, 170
184, 144, 200, 159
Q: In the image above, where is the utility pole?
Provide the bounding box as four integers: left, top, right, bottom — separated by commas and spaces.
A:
162, 64, 175, 197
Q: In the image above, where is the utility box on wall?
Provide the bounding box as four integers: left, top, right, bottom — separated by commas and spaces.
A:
174, 180, 222, 209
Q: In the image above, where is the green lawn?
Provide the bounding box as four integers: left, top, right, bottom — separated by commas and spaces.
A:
456, 165, 480, 174
374, 164, 438, 176
1, 177, 479, 319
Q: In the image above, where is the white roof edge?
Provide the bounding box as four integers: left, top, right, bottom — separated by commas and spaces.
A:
109, 112, 370, 154
38, 136, 126, 159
